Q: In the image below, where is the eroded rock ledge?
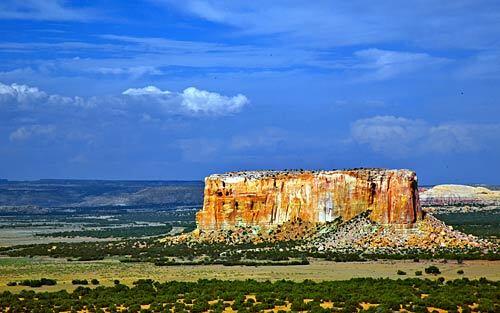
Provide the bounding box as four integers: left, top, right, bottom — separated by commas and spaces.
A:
196, 168, 422, 231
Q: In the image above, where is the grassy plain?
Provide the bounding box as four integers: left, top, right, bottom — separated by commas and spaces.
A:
0, 208, 196, 246
1, 256, 499, 293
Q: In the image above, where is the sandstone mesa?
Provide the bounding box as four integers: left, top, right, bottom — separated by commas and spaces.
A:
165, 168, 493, 251
196, 168, 421, 230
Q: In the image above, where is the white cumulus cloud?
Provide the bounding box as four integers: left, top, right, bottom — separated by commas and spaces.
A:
122, 85, 249, 115
0, 82, 90, 107
0, 82, 46, 104
180, 87, 248, 114
0, 81, 249, 117
122, 85, 172, 96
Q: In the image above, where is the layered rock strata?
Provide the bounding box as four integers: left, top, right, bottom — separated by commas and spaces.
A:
420, 184, 500, 206
196, 169, 422, 230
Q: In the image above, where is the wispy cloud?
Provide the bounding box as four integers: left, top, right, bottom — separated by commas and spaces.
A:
90, 66, 163, 78
161, 1, 500, 50
0, 0, 96, 21
0, 39, 449, 83
351, 115, 500, 156
456, 50, 500, 79
176, 138, 221, 162
0, 37, 313, 76
9, 124, 55, 141
352, 49, 447, 81
230, 128, 287, 151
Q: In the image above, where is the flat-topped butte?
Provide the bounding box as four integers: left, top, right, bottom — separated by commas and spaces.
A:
197, 168, 421, 230
207, 168, 415, 180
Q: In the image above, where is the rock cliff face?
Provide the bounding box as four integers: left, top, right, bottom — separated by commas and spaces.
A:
196, 169, 422, 230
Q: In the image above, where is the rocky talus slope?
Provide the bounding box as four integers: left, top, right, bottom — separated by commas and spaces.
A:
359, 215, 489, 250
170, 212, 492, 251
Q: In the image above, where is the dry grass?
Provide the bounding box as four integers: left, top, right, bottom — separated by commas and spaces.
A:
0, 256, 498, 293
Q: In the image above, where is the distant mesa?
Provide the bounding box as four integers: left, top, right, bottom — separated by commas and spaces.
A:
420, 184, 500, 206
196, 168, 421, 231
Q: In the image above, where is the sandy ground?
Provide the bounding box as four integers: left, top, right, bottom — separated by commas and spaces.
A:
0, 257, 498, 293
0, 224, 179, 247
0, 226, 116, 246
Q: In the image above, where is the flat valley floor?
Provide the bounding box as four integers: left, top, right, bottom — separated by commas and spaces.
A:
1, 257, 499, 293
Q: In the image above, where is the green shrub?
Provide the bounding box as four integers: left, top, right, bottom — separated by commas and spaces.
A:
477, 299, 496, 313
397, 270, 406, 275
1, 277, 497, 312
425, 265, 441, 275
19, 278, 57, 287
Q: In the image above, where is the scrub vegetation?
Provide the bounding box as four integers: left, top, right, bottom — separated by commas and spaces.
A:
1, 278, 498, 312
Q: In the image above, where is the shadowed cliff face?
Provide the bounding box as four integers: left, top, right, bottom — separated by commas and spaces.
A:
196, 169, 422, 230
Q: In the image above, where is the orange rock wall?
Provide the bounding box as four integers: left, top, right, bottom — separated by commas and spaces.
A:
196, 169, 422, 230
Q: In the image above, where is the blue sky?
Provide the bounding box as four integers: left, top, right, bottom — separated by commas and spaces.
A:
1, 0, 499, 184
